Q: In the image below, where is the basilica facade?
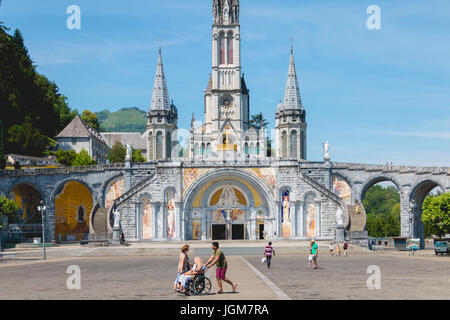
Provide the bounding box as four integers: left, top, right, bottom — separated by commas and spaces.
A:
4, 0, 445, 247
119, 0, 344, 242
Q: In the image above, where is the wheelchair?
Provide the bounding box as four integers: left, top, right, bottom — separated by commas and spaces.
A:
185, 274, 212, 296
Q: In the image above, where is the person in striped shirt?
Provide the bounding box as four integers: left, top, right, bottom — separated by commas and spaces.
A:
264, 242, 275, 269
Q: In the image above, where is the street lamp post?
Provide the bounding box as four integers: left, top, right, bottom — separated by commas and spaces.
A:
38, 201, 47, 260
409, 200, 417, 238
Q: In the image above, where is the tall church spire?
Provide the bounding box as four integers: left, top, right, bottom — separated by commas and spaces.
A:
283, 48, 303, 110
275, 48, 307, 160
149, 47, 170, 111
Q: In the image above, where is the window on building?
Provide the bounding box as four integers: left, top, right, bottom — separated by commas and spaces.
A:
148, 132, 154, 160
227, 33, 233, 64
166, 132, 172, 158
77, 206, 85, 222
220, 34, 225, 64
156, 132, 163, 159
290, 130, 298, 158
300, 130, 306, 159
281, 131, 288, 158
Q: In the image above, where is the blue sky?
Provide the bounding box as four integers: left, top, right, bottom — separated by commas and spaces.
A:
1, 0, 449, 166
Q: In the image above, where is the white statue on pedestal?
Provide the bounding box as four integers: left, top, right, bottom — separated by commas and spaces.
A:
125, 144, 132, 162
336, 208, 344, 226
323, 141, 330, 161
113, 209, 121, 229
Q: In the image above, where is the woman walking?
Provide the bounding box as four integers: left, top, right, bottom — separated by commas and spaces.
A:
264, 242, 275, 269
174, 245, 191, 292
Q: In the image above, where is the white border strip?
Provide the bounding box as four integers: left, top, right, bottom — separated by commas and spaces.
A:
239, 256, 291, 300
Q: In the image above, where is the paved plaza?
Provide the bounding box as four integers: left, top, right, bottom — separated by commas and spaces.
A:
0, 245, 449, 300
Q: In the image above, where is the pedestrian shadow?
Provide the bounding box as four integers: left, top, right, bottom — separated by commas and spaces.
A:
218, 291, 239, 295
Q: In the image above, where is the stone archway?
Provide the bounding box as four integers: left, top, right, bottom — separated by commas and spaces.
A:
408, 179, 445, 247
359, 175, 404, 239
7, 182, 45, 240
52, 180, 95, 242
8, 182, 45, 223
182, 169, 276, 241
359, 175, 404, 202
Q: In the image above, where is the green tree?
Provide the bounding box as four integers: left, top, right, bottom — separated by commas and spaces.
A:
366, 213, 385, 238
55, 149, 76, 166
7, 120, 49, 156
363, 185, 400, 216
422, 193, 450, 238
35, 74, 75, 134
72, 149, 96, 167
81, 110, 101, 131
0, 27, 77, 157
132, 148, 146, 163
109, 141, 126, 163
383, 203, 401, 237
249, 112, 269, 130
0, 195, 20, 226
363, 185, 401, 237
0, 146, 5, 169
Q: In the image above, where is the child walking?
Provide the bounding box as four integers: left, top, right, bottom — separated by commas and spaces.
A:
306, 244, 313, 269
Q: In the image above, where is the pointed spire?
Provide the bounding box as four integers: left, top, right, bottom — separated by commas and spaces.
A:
190, 113, 195, 129
283, 47, 303, 110
149, 47, 170, 111
205, 73, 212, 94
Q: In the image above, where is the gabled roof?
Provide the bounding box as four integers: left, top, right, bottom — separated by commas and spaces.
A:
101, 132, 147, 150
57, 116, 109, 148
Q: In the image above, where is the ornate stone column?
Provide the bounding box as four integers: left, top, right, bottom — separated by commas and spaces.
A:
315, 201, 321, 238
291, 202, 297, 238
151, 203, 158, 240
201, 209, 207, 240
135, 202, 141, 240
275, 201, 281, 239
159, 202, 165, 240
206, 209, 211, 240
247, 209, 256, 240
175, 201, 182, 240
298, 201, 304, 238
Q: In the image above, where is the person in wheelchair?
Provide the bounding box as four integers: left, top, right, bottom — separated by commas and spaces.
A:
176, 257, 206, 294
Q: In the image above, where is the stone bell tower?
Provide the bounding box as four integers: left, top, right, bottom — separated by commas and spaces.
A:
275, 47, 307, 160
146, 47, 178, 161
204, 0, 249, 152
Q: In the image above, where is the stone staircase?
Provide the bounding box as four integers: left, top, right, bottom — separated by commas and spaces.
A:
88, 170, 157, 244
88, 203, 112, 245
346, 200, 368, 246
300, 173, 346, 205
347, 200, 366, 232
114, 170, 157, 207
